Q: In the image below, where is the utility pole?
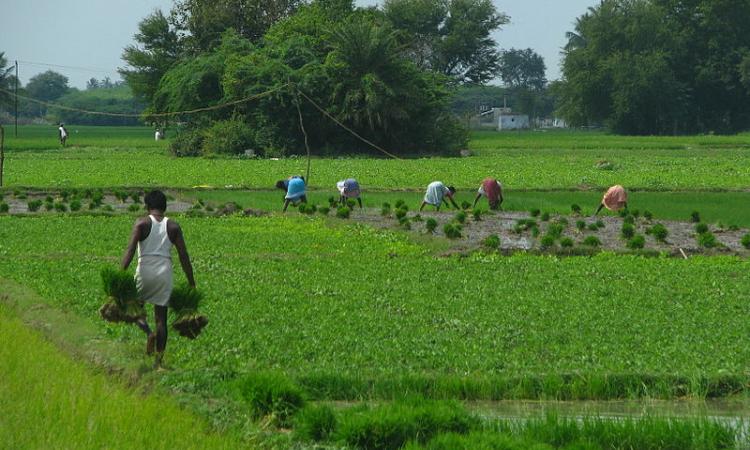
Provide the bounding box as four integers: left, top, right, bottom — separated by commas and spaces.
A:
0, 124, 5, 187
14, 60, 18, 137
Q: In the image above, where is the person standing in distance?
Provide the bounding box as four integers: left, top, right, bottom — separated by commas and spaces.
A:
121, 190, 196, 370
58, 123, 68, 147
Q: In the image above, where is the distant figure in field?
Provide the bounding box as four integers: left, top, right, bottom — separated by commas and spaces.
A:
473, 178, 503, 210
155, 129, 163, 141
595, 185, 628, 215
58, 123, 68, 147
275, 176, 307, 212
336, 178, 362, 208
420, 181, 459, 211
120, 190, 196, 370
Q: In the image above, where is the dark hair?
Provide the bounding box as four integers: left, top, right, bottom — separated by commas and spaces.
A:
275, 180, 286, 190
144, 190, 167, 211
448, 186, 456, 194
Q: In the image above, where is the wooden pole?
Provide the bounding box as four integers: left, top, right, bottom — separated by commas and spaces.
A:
295, 89, 312, 186
14, 61, 18, 137
0, 124, 5, 187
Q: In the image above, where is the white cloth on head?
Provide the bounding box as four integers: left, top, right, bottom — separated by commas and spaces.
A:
59, 127, 67, 138
424, 181, 450, 206
135, 215, 173, 306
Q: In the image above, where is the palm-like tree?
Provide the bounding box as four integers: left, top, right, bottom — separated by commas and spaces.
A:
0, 52, 16, 109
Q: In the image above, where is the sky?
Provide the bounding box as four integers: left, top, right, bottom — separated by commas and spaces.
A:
1, 0, 599, 89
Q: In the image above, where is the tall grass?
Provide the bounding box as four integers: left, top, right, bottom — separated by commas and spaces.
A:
0, 305, 242, 449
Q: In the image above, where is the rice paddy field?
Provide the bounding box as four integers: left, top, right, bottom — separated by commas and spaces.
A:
1, 125, 749, 449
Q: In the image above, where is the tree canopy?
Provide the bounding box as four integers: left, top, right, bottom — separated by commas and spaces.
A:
557, 0, 750, 135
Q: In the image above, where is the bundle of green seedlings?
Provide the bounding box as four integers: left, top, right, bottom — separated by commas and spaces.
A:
99, 267, 145, 323
169, 283, 208, 339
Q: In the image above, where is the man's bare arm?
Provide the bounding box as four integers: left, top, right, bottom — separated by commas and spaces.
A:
171, 224, 196, 287
121, 219, 144, 270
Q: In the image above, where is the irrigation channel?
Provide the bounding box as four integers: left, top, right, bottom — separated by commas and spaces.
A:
470, 398, 750, 447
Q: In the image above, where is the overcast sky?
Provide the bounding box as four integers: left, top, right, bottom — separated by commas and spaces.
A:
1, 0, 598, 89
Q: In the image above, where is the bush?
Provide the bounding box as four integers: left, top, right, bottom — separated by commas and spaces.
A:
318, 206, 330, 216
425, 218, 438, 233
694, 223, 709, 234
583, 236, 601, 247
742, 234, 750, 249
690, 211, 701, 223
236, 372, 305, 427
698, 232, 717, 248
336, 206, 351, 219
27, 200, 43, 212
575, 220, 586, 231
0, 202, 8, 213
454, 211, 466, 224
169, 127, 204, 156
201, 118, 256, 156
335, 399, 475, 450
294, 404, 337, 442
540, 234, 556, 248
69, 199, 82, 212
621, 223, 635, 239
571, 204, 581, 214
443, 223, 462, 239
643, 210, 653, 220
381, 203, 391, 216
540, 212, 550, 221
482, 235, 500, 250
648, 223, 669, 242
560, 237, 574, 248
627, 234, 645, 249
529, 208, 540, 217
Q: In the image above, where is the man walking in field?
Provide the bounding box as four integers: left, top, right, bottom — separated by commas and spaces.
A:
336, 178, 363, 208
121, 190, 196, 369
473, 178, 503, 210
420, 181, 459, 211
58, 123, 68, 147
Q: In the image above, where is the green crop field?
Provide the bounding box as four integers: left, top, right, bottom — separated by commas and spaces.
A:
2, 125, 749, 449
4, 126, 750, 190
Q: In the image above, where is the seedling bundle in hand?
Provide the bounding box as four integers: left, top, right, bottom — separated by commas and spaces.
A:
170, 284, 209, 339
99, 267, 146, 323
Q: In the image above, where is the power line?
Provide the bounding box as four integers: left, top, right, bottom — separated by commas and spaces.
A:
17, 60, 116, 75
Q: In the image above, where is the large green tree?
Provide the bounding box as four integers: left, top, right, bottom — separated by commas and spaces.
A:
558, 0, 750, 134
119, 10, 182, 105
383, 0, 508, 84
0, 52, 15, 110
25, 70, 69, 117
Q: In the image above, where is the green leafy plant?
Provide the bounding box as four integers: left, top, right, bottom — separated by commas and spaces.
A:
395, 208, 408, 220
318, 206, 330, 216
623, 215, 635, 225
697, 232, 717, 248
627, 235, 645, 249
27, 200, 43, 212
691, 211, 701, 223
560, 237, 574, 248
99, 267, 144, 323
236, 372, 305, 427
69, 200, 82, 212
336, 206, 351, 219
381, 202, 391, 216
547, 223, 565, 239
571, 204, 582, 214
482, 235, 500, 250
425, 218, 438, 233
394, 200, 406, 209
0, 202, 9, 213
54, 202, 67, 213
294, 404, 337, 442
583, 236, 601, 247
346, 199, 356, 209
694, 223, 708, 234
576, 220, 586, 231
742, 234, 750, 249
540, 234, 556, 248
643, 210, 653, 220
647, 223, 669, 242
596, 219, 605, 228
454, 211, 467, 224
587, 223, 599, 231
169, 283, 208, 339
530, 208, 540, 217
128, 204, 141, 212
460, 200, 471, 210
621, 223, 635, 239
540, 212, 550, 221
443, 223, 462, 239
472, 208, 482, 221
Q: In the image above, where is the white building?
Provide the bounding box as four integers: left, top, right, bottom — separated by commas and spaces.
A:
498, 114, 529, 130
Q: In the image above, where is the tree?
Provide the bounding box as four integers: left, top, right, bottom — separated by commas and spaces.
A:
383, 0, 508, 84
498, 48, 546, 91
0, 52, 15, 110
25, 70, 69, 117
119, 9, 182, 105
86, 78, 100, 90
170, 0, 305, 52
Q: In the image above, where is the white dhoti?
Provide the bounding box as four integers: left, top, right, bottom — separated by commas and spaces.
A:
136, 256, 173, 306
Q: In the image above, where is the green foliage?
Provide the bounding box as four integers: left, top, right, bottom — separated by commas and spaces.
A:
471, 208, 482, 221
691, 211, 701, 223
529, 208, 540, 217
395, 208, 408, 220
27, 200, 43, 212
539, 235, 555, 248
697, 232, 717, 248
294, 404, 337, 442
546, 223, 564, 239
101, 267, 137, 303
53, 202, 67, 213
335, 399, 476, 449
540, 212, 550, 221
318, 206, 330, 216
643, 210, 653, 220
200, 118, 257, 156
443, 223, 462, 239
460, 201, 471, 210
336, 206, 351, 219
169, 284, 203, 316
570, 204, 581, 214
425, 218, 438, 233
623, 215, 635, 225
621, 223, 635, 239
235, 372, 305, 427
595, 219, 605, 229
454, 211, 466, 224
346, 199, 357, 209
299, 203, 317, 215
647, 224, 669, 242
395, 200, 406, 209
627, 235, 645, 250
587, 223, 599, 231
742, 234, 750, 249
127, 204, 141, 212
582, 236, 601, 247
560, 237, 574, 248
381, 203, 392, 216
25, 71, 69, 116
482, 235, 500, 250
69, 200, 82, 212
51, 85, 143, 126
575, 220, 586, 231
0, 203, 8, 213
695, 223, 709, 234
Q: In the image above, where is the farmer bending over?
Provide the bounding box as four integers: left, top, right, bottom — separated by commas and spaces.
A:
473, 178, 503, 210
121, 190, 196, 370
337, 178, 362, 208
276, 176, 307, 212
595, 185, 628, 215
420, 181, 459, 211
